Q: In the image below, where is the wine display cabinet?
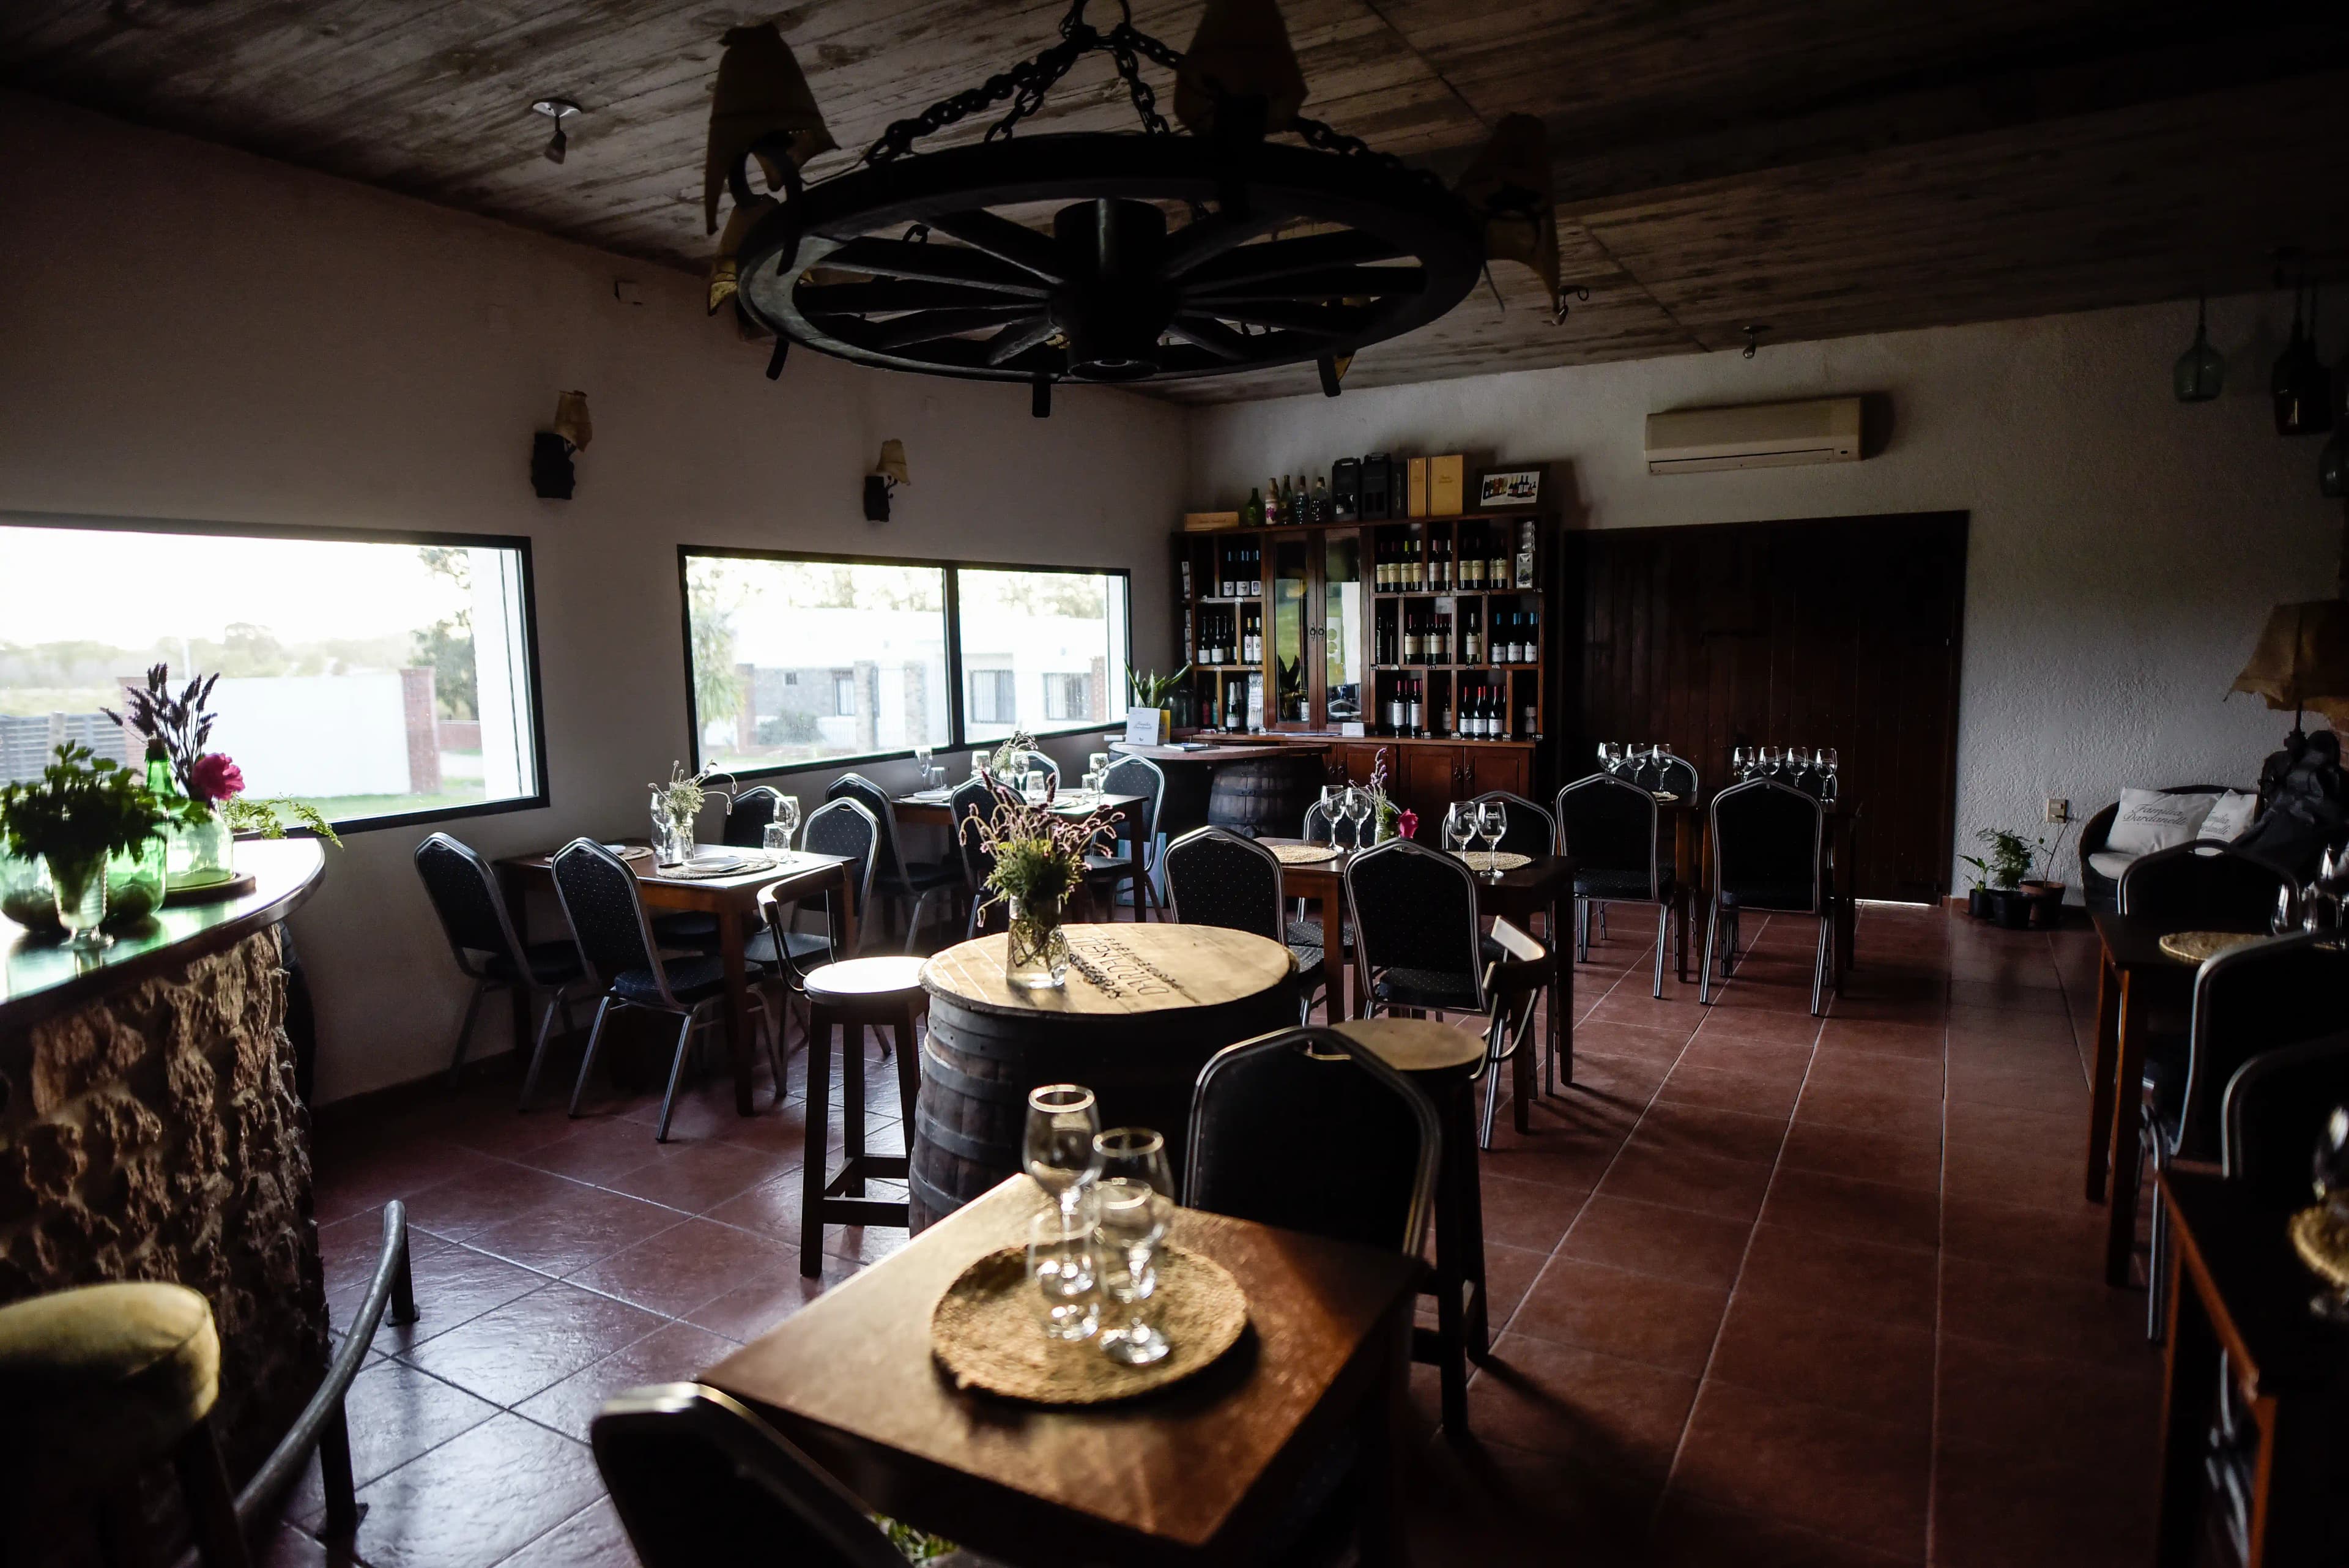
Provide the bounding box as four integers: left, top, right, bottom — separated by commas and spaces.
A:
1170, 511, 1552, 826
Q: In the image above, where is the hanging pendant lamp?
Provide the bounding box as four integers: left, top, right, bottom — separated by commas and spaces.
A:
2274, 279, 2336, 436
2173, 293, 2224, 403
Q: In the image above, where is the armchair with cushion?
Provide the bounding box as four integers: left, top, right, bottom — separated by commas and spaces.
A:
2077, 784, 2249, 911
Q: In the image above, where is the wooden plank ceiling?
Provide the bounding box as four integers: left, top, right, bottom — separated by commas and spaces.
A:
5, 1, 2345, 403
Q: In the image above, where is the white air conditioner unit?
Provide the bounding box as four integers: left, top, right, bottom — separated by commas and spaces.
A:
1644, 396, 1864, 474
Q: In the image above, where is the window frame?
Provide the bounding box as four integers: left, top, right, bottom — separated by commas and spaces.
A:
676, 544, 1133, 781
0, 510, 553, 836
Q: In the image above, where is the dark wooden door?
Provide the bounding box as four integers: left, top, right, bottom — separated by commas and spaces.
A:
1564, 512, 1967, 902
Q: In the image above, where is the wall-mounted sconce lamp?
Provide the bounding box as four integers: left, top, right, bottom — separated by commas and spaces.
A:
532, 97, 581, 165
864, 439, 909, 521
532, 390, 592, 499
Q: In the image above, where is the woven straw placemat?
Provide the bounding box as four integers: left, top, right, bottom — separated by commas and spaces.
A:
930, 1243, 1248, 1404
1271, 843, 1338, 864
2158, 931, 2265, 967
1453, 850, 1532, 872
2290, 1203, 2349, 1294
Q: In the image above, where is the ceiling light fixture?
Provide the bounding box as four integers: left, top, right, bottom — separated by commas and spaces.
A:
707, 0, 1507, 404
2172, 292, 2224, 403
532, 98, 581, 165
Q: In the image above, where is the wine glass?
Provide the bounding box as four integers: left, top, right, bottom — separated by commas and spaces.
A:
2275, 883, 2304, 936
1028, 1197, 1101, 1342
1344, 784, 1373, 849
1731, 745, 1750, 780
1024, 768, 1049, 804
971, 749, 989, 781
1595, 740, 1612, 776
1761, 745, 1783, 778
1475, 800, 1510, 880
1093, 1128, 1174, 1366
1024, 1085, 1101, 1216
1088, 751, 1111, 777
763, 793, 802, 854
1444, 800, 1474, 852
912, 745, 934, 788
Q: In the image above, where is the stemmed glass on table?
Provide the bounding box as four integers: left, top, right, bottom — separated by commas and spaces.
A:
1343, 784, 1373, 849
762, 793, 801, 855
1443, 801, 1474, 853
1025, 1085, 1104, 1342
1474, 799, 1509, 882
1093, 1128, 1175, 1366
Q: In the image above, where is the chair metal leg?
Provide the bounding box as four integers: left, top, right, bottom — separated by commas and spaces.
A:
1812, 913, 1830, 1016
444, 978, 490, 1085
317, 1396, 361, 1536
1575, 897, 1589, 964
904, 887, 946, 954
1699, 894, 1720, 1005
172, 1416, 253, 1568
1653, 902, 1670, 999
653, 1008, 698, 1143
2147, 1177, 2169, 1344
566, 996, 617, 1117
516, 986, 570, 1111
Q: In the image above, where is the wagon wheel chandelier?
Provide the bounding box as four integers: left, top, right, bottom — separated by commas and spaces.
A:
702, 0, 1548, 411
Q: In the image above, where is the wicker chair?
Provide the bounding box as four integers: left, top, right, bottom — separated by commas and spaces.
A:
2077, 784, 2234, 912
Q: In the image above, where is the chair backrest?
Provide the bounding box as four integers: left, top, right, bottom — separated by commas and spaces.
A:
1099, 754, 1163, 845
551, 839, 663, 996
801, 797, 880, 931
1160, 826, 1283, 941
1344, 838, 1485, 1005
412, 832, 525, 979
2178, 934, 2349, 1159
2222, 1031, 2349, 1208
823, 772, 911, 890
2118, 840, 2289, 930
1554, 775, 1662, 890
1709, 778, 1824, 912
721, 786, 782, 848
592, 1384, 908, 1568
1471, 790, 1556, 857
948, 773, 998, 891
1184, 1027, 1440, 1256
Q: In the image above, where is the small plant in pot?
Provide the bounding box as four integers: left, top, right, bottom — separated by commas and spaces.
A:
2017, 818, 2074, 929
0, 743, 204, 948
1975, 828, 2038, 929
1959, 853, 1993, 918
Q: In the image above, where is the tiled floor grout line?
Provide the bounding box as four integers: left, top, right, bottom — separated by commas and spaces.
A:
1924, 935, 1956, 1568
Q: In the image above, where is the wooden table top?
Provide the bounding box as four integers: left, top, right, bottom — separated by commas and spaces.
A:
2091, 908, 2267, 972
922, 923, 1293, 1017
1111, 741, 1330, 763
702, 1176, 1422, 1563
894, 788, 1145, 818
1332, 1016, 1486, 1075
1256, 838, 1575, 900
2161, 1167, 2349, 1397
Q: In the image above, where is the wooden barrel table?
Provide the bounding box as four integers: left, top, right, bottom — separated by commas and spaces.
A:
1111, 741, 1330, 838
1206, 748, 1327, 839
911, 923, 1298, 1230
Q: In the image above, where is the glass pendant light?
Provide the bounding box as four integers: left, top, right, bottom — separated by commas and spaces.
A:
2173, 293, 2224, 403
2324, 355, 2348, 497
2273, 279, 2336, 436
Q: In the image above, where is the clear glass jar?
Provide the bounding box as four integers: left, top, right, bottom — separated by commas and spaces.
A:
1, 850, 61, 935
105, 831, 169, 924
1004, 895, 1070, 989
48, 852, 111, 949
171, 806, 236, 890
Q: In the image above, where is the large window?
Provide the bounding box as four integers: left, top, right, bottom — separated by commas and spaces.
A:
680, 549, 1129, 775
0, 515, 544, 830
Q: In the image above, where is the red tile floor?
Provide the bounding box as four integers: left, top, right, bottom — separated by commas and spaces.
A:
278, 903, 2162, 1567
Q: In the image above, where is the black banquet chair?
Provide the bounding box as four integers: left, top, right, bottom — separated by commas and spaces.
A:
1554, 775, 1673, 998
2117, 839, 2290, 931
1702, 777, 1833, 1015
948, 772, 1005, 938
412, 831, 592, 1107
593, 1383, 933, 1568
1466, 790, 1556, 859
552, 838, 776, 1140
825, 771, 960, 952
2140, 933, 2349, 1339
1185, 1027, 1439, 1254
1344, 838, 1552, 1146
1161, 825, 1329, 1022
745, 797, 880, 975
1083, 752, 1167, 919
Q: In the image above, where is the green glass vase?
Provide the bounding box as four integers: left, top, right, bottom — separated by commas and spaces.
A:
1, 850, 62, 934
105, 831, 169, 925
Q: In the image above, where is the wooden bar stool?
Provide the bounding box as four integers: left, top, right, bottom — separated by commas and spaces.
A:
1337, 1016, 1490, 1436
800, 955, 929, 1277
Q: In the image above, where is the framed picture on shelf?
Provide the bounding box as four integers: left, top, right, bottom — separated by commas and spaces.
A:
1475, 467, 1543, 508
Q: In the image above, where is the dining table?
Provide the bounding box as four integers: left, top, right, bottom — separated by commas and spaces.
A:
2084, 910, 2262, 1285
499, 842, 855, 1117
1258, 838, 1576, 1116
702, 1173, 1423, 1567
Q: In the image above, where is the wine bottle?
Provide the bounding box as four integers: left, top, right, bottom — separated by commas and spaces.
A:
1244, 486, 1263, 530
1312, 473, 1330, 524
1405, 678, 1423, 735
1463, 604, 1480, 663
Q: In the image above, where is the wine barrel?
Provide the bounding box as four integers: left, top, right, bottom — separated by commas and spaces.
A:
1206, 750, 1326, 839
911, 924, 1298, 1230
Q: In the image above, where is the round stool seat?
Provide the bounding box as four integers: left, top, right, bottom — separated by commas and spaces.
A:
804, 954, 928, 1006
0, 1282, 219, 1478
1336, 1017, 1486, 1080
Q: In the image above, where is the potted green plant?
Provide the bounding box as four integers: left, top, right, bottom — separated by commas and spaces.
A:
962, 731, 1124, 989
1958, 853, 1992, 918
0, 743, 201, 948
1126, 665, 1190, 742
1974, 827, 2039, 929
2017, 819, 2074, 928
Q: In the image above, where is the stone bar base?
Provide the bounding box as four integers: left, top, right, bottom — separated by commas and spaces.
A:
0, 926, 329, 1489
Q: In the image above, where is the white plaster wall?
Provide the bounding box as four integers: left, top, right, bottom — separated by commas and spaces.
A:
0, 94, 1185, 1101
1187, 299, 2348, 897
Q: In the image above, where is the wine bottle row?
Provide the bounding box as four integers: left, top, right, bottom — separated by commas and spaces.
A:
1374, 679, 1536, 741
1372, 526, 1523, 591
1374, 606, 1540, 666
1195, 608, 1260, 666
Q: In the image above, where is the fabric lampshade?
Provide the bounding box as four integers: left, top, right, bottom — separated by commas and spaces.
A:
874, 439, 910, 486
2233, 599, 2349, 727
552, 391, 592, 450
1455, 114, 1564, 322
1174, 0, 1307, 136
703, 23, 836, 236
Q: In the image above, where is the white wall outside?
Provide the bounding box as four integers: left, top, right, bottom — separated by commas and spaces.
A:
208, 672, 412, 795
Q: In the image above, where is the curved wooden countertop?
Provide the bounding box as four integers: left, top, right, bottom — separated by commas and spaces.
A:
1111, 740, 1331, 763
1, 838, 325, 1036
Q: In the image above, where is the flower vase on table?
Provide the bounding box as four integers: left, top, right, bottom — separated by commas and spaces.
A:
170, 806, 235, 890
47, 851, 111, 949
1005, 896, 1071, 989
1, 851, 61, 934
105, 830, 169, 924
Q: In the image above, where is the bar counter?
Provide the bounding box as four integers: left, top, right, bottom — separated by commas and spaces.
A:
1, 838, 330, 1483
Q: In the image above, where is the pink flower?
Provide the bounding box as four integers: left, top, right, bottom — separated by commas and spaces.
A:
1397, 808, 1419, 841
189, 752, 245, 804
